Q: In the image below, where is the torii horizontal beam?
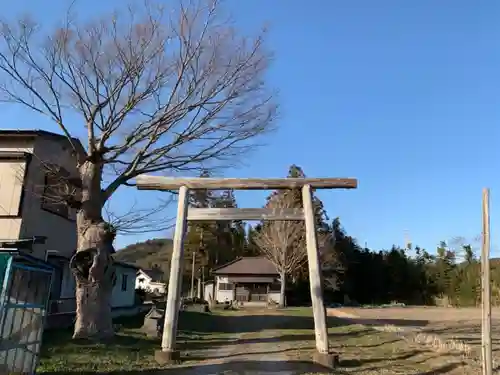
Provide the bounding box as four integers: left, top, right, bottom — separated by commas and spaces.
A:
187, 207, 305, 221
135, 175, 358, 190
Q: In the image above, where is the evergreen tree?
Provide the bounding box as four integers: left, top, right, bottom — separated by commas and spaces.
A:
244, 224, 262, 256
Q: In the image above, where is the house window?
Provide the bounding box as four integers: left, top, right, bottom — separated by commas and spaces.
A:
41, 165, 72, 219
121, 274, 128, 291
138, 278, 145, 283
218, 283, 233, 291
0, 157, 27, 217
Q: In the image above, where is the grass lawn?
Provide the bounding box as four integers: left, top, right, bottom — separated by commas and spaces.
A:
37, 307, 478, 374
37, 311, 233, 373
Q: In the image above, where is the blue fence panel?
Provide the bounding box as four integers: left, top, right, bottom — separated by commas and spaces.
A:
0, 252, 53, 374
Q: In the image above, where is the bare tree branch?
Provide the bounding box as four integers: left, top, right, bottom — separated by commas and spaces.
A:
103, 195, 175, 234
253, 193, 306, 276
0, 0, 277, 234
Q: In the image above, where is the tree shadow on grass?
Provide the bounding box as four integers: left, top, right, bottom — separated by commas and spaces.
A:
40, 309, 435, 374
40, 359, 341, 375
340, 349, 423, 367
43, 310, 344, 355
176, 310, 353, 334
178, 329, 373, 353
39, 359, 466, 375
41, 312, 159, 358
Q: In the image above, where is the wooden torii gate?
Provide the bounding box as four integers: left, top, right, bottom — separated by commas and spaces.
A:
136, 175, 358, 367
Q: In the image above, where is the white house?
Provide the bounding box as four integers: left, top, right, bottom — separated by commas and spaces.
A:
47, 253, 140, 313
205, 257, 282, 305
136, 268, 167, 294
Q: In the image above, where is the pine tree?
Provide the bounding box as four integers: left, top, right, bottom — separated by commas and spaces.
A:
209, 188, 242, 266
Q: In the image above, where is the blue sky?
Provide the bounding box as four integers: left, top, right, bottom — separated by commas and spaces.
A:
2, 1, 499, 255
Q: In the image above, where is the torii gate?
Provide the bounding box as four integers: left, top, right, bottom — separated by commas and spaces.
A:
136, 175, 358, 368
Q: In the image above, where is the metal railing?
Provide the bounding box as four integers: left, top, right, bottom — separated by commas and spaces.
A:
249, 294, 268, 302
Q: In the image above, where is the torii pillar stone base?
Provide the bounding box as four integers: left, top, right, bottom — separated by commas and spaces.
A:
155, 349, 181, 365
313, 351, 340, 369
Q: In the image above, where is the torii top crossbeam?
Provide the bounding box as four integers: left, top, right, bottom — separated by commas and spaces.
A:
135, 175, 358, 191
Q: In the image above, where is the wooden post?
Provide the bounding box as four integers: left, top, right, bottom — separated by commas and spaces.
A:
197, 277, 202, 299
201, 266, 205, 300
155, 185, 189, 364
302, 184, 334, 365
481, 188, 492, 375
190, 252, 196, 299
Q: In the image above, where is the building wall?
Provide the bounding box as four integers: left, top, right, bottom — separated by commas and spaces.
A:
268, 292, 281, 303
215, 276, 233, 302
111, 266, 137, 308
19, 136, 78, 259
0, 135, 79, 260
135, 271, 149, 290
0, 138, 34, 243
135, 271, 154, 291
204, 282, 215, 301
213, 275, 282, 303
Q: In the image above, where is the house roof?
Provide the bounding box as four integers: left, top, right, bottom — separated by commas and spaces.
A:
0, 129, 86, 154
212, 257, 278, 275
139, 268, 164, 282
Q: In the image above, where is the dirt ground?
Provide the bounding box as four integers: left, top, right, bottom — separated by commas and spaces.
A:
329, 306, 500, 372
332, 306, 500, 323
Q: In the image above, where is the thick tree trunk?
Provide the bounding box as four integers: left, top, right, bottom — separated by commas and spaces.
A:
279, 270, 286, 308
73, 272, 114, 338
70, 161, 115, 340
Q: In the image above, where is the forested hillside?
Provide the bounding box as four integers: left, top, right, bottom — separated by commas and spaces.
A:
114, 238, 173, 276
115, 164, 500, 307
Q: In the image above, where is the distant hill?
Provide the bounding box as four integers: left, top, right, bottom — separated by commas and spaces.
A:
114, 238, 173, 271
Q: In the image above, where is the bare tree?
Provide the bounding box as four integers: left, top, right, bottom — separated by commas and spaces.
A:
253, 193, 305, 308
0, 0, 277, 339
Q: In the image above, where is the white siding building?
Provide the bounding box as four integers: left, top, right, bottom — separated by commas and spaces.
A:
112, 262, 140, 308
135, 268, 167, 294
209, 257, 282, 306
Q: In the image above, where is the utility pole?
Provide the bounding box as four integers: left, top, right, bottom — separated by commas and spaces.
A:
481, 188, 492, 375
